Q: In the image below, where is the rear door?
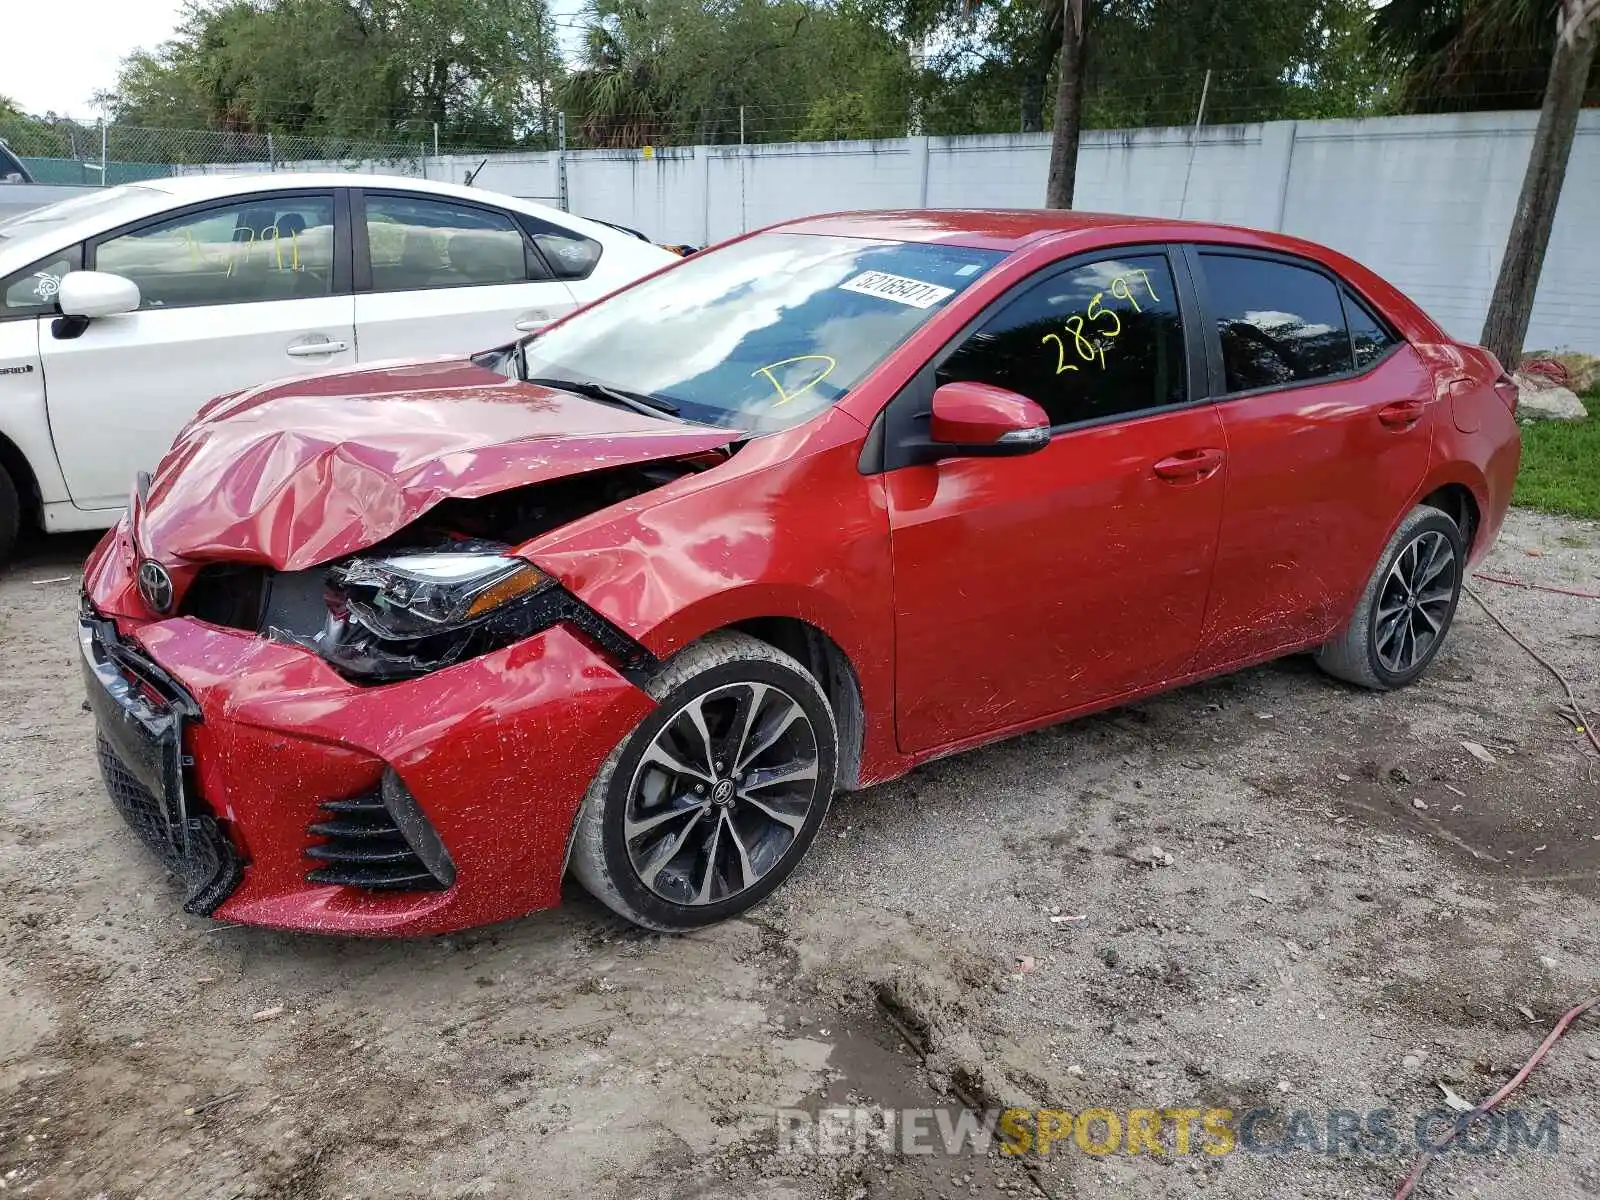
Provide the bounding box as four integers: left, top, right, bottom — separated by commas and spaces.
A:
40, 189, 354, 511
351, 190, 581, 362
885, 246, 1226, 753
1183, 247, 1432, 671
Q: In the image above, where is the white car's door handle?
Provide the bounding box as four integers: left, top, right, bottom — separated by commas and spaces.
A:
514, 317, 547, 332
285, 339, 349, 357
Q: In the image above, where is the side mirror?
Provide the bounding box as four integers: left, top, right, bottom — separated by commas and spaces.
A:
924, 381, 1051, 460
57, 271, 141, 319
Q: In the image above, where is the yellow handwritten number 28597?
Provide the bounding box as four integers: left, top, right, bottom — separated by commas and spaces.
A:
1040, 269, 1160, 374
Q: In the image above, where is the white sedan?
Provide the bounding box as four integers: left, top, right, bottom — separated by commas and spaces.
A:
0, 173, 680, 561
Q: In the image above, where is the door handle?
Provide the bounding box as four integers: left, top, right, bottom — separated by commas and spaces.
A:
513, 319, 545, 332
1153, 448, 1225, 481
514, 310, 551, 332
285, 339, 349, 357
1378, 399, 1425, 429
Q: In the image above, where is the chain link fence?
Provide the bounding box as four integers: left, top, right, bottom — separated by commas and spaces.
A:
0, 116, 434, 186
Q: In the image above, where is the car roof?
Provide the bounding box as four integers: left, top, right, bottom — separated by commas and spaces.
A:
771, 208, 1444, 345
770, 208, 1331, 257
0, 172, 624, 277
136, 171, 518, 207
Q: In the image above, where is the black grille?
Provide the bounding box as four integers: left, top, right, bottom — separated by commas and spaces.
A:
97, 735, 243, 916
305, 783, 451, 891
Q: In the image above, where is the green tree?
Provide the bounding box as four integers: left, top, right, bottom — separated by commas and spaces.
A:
1374, 0, 1599, 110
798, 92, 874, 139
561, 0, 910, 147
876, 0, 1391, 200
100, 0, 565, 148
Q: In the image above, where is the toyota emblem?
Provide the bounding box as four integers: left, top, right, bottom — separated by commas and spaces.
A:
137, 559, 175, 614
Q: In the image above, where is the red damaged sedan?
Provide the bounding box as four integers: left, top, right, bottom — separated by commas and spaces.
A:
80, 210, 1520, 935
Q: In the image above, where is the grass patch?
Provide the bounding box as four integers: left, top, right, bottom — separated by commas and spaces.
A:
1512, 388, 1600, 519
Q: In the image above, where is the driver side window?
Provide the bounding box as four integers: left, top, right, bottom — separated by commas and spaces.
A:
937, 252, 1187, 428
1197, 252, 1352, 393
94, 194, 336, 309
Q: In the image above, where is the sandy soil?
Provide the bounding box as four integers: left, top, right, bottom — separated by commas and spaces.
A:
1, 508, 1597, 1200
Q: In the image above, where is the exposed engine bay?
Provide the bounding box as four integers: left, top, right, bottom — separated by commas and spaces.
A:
178, 455, 728, 683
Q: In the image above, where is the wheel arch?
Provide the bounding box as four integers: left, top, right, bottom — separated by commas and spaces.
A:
636, 599, 875, 793
725, 616, 867, 792
1418, 481, 1480, 555
0, 427, 42, 528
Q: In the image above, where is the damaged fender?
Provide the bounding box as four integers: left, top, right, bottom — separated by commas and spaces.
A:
524, 408, 907, 787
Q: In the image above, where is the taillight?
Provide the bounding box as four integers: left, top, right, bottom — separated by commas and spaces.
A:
1493, 373, 1519, 415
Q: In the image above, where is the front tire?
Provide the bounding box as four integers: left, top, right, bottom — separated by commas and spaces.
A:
570, 631, 838, 932
1315, 505, 1465, 691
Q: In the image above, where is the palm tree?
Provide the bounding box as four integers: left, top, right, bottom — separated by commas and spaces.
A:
560, 1, 672, 147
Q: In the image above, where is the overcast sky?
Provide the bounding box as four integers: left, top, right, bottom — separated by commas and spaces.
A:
5, 0, 184, 115
4, 0, 589, 117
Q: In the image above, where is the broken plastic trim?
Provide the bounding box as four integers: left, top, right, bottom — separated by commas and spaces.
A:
381, 769, 456, 888
304, 769, 457, 892
274, 578, 659, 686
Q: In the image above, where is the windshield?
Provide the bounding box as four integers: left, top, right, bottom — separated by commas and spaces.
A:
520, 232, 1003, 431
0, 184, 167, 242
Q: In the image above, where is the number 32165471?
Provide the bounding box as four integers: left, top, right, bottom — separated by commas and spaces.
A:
1040, 270, 1161, 374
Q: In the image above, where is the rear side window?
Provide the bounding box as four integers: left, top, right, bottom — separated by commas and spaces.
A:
1199, 253, 1353, 393
365, 195, 540, 292
937, 252, 1187, 427
1345, 290, 1399, 369
528, 226, 602, 281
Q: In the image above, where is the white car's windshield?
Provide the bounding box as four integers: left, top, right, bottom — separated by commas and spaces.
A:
519, 232, 1004, 432
0, 184, 167, 242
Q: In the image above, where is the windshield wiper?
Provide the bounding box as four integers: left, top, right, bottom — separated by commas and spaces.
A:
525, 375, 681, 419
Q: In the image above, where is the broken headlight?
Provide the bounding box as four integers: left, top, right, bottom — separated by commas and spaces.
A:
285, 549, 560, 683
335, 552, 552, 640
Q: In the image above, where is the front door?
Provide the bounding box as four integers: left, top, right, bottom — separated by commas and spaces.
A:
1182, 249, 1435, 671
41, 191, 354, 511
352, 191, 579, 363
886, 248, 1226, 754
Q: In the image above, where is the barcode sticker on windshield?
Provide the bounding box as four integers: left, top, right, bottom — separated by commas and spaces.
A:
839, 270, 956, 309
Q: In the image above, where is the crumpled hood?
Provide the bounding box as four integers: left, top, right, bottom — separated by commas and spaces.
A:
137, 357, 739, 572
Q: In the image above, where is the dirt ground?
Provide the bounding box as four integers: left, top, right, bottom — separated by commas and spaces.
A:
2, 507, 1598, 1200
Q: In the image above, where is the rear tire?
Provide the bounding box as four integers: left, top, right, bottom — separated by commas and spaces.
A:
0, 465, 19, 568
1315, 505, 1464, 691
570, 631, 837, 932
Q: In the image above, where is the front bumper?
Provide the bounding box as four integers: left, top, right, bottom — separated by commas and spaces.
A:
80, 596, 654, 936
82, 608, 243, 915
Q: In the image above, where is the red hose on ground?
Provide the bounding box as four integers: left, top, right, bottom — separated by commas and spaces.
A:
1464, 586, 1600, 758
1395, 587, 1600, 1196
1394, 997, 1599, 1199
1472, 572, 1600, 602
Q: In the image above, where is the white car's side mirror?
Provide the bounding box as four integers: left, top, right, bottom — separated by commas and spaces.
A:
57, 271, 141, 319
